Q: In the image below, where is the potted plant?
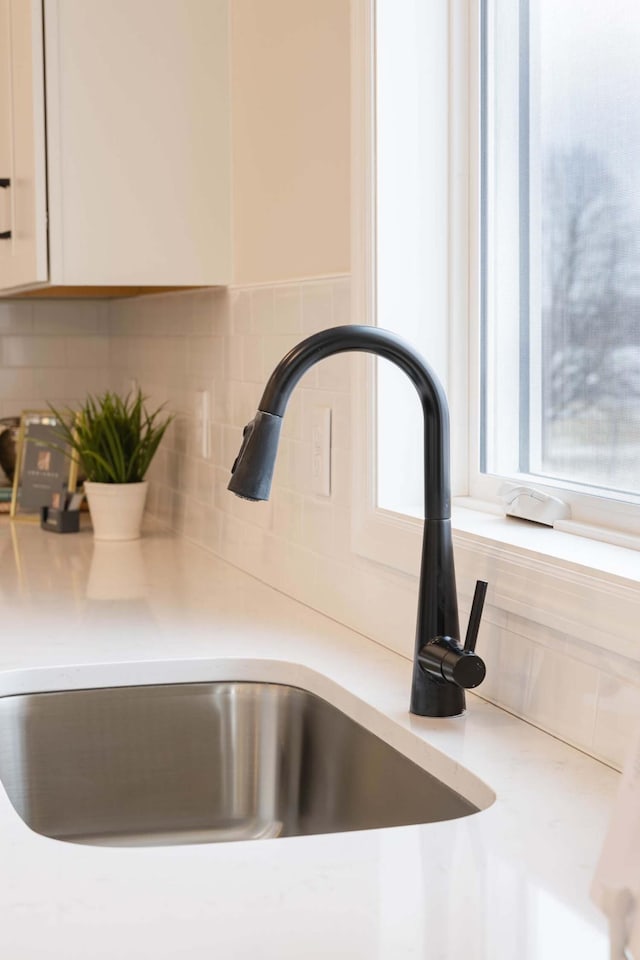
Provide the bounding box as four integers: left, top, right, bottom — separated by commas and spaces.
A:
51, 390, 173, 541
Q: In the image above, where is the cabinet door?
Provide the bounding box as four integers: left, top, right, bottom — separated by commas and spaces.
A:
44, 0, 230, 287
0, 0, 47, 291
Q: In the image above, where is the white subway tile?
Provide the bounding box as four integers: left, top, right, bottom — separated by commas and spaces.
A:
261, 333, 299, 380
328, 444, 352, 507
251, 287, 275, 331
183, 495, 203, 543
332, 277, 352, 326
330, 506, 352, 561
31, 368, 77, 404
153, 337, 188, 373
146, 480, 160, 516
214, 465, 234, 514
65, 336, 109, 368
96, 302, 110, 336
230, 289, 252, 335
302, 282, 334, 334
525, 646, 599, 750
315, 353, 353, 392
3, 336, 67, 368
241, 336, 263, 384
32, 300, 100, 335
109, 300, 135, 336
171, 417, 190, 457
209, 422, 224, 464
231, 493, 273, 531
288, 439, 314, 495
190, 290, 220, 336
230, 381, 261, 428
169, 490, 187, 534
165, 451, 183, 491
209, 337, 226, 382
222, 424, 243, 466
0, 301, 33, 333
217, 512, 267, 580
302, 498, 337, 557
223, 335, 243, 381
202, 505, 222, 555
212, 378, 232, 425
280, 389, 303, 441
12, 397, 46, 411
313, 556, 358, 629
271, 436, 291, 489
273, 285, 302, 335
264, 538, 318, 609
182, 446, 199, 488
153, 484, 173, 524
0, 368, 35, 400
496, 629, 534, 716
272, 488, 304, 542
187, 336, 216, 381
472, 618, 502, 704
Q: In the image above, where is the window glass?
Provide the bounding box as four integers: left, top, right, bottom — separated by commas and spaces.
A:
484, 0, 640, 498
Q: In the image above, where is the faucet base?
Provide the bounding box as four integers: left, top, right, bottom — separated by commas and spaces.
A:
409, 666, 467, 717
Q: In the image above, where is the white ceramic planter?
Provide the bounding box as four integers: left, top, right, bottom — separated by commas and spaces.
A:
84, 481, 149, 541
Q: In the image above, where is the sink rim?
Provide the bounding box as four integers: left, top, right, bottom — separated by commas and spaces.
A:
0, 659, 497, 820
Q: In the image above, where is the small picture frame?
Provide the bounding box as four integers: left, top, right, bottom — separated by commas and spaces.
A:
10, 411, 78, 521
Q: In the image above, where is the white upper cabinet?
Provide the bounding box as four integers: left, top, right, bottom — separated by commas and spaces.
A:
0, 0, 47, 291
0, 0, 230, 295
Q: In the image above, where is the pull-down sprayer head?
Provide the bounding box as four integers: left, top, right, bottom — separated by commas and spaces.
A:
228, 411, 283, 501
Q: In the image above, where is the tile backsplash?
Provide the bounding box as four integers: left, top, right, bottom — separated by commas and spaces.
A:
0, 299, 110, 420
2, 282, 638, 771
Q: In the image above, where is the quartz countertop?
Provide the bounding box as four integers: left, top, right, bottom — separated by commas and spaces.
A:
0, 522, 619, 958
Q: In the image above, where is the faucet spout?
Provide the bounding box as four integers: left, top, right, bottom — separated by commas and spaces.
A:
228, 325, 487, 717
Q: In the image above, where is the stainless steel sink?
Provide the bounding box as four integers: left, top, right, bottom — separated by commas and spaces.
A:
0, 681, 479, 847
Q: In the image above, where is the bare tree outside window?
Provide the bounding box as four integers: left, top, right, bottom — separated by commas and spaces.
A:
483, 0, 640, 502
540, 146, 640, 493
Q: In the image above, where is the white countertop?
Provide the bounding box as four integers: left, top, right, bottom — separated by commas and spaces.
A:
0, 522, 619, 958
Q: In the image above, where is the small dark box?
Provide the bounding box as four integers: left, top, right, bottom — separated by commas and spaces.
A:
40, 506, 81, 534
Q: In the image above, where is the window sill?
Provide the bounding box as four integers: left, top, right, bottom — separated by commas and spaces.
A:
450, 499, 640, 662
452, 498, 640, 588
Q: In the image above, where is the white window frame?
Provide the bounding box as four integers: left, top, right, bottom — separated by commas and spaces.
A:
351, 0, 640, 582
351, 0, 471, 576
351, 0, 640, 659
472, 0, 640, 541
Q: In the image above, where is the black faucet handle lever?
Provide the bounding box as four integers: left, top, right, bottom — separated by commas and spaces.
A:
464, 580, 488, 653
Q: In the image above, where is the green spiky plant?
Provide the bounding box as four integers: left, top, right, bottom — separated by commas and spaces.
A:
50, 390, 173, 484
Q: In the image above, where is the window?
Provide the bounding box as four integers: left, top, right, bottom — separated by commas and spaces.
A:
479, 0, 640, 528
352, 0, 639, 673
362, 0, 640, 553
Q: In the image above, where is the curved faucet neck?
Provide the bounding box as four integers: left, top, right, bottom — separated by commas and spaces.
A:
258, 325, 451, 521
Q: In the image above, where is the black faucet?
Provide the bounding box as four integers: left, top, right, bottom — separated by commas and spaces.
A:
228, 325, 488, 718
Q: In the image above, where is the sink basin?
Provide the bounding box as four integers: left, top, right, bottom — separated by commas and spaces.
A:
0, 681, 480, 847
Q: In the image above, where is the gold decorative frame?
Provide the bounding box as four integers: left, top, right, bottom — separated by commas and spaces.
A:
10, 411, 78, 522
